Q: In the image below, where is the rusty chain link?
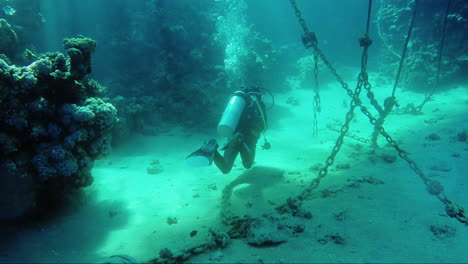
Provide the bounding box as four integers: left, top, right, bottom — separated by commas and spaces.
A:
417, 0, 451, 113
146, 228, 232, 264
290, 0, 321, 137
299, 103, 358, 201
146, 180, 254, 264
326, 123, 371, 144
289, 0, 310, 35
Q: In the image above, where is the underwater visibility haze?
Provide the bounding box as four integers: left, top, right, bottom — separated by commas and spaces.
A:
0, 0, 467, 263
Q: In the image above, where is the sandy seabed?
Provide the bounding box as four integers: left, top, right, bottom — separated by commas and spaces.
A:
1, 79, 467, 263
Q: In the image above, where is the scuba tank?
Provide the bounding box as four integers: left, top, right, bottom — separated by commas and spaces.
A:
217, 91, 248, 137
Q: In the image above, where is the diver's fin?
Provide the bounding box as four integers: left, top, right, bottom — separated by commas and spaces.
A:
185, 139, 218, 167
186, 148, 214, 167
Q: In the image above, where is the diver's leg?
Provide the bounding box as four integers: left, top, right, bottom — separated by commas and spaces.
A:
239, 133, 258, 169
214, 147, 239, 174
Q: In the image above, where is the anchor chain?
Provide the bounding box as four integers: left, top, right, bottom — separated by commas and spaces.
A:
299, 103, 358, 200
290, 0, 321, 137
147, 228, 231, 264
416, 0, 452, 112
146, 183, 254, 264
287, 0, 468, 225
312, 49, 320, 137
289, 0, 311, 36
130, 2, 466, 264
372, 0, 418, 145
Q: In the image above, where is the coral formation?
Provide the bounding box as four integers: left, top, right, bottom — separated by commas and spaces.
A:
63, 36, 96, 79
376, 0, 467, 91
0, 0, 44, 65
83, 0, 285, 144
97, 0, 228, 142
0, 37, 117, 220
0, 18, 18, 58
246, 212, 305, 246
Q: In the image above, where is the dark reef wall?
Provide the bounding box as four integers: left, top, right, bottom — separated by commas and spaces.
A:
0, 36, 117, 220
101, 0, 229, 142
0, 0, 44, 65
376, 0, 467, 91
85, 0, 283, 144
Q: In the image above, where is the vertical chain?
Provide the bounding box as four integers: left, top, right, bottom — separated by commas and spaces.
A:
286, 0, 468, 225
312, 49, 320, 137
300, 103, 357, 200
417, 0, 452, 112
289, 0, 310, 34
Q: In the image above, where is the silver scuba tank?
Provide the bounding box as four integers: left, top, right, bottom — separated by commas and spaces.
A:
217, 91, 247, 137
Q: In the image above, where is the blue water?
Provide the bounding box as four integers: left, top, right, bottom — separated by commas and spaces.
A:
0, 0, 466, 263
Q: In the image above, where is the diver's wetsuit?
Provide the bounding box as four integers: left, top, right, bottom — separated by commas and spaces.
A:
213, 91, 266, 174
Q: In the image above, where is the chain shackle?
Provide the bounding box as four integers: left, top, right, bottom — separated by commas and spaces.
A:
302, 32, 318, 49
359, 34, 373, 48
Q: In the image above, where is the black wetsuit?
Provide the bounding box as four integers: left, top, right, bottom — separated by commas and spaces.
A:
214, 91, 266, 174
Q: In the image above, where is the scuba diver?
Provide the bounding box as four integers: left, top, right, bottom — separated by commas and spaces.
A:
186, 86, 270, 174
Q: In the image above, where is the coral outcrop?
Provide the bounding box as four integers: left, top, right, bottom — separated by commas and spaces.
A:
92, 0, 284, 144
0, 0, 44, 65
0, 37, 117, 220
376, 0, 467, 90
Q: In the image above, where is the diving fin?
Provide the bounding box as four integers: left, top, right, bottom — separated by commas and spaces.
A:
185, 139, 218, 167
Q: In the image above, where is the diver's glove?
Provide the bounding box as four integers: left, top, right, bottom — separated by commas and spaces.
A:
261, 140, 271, 150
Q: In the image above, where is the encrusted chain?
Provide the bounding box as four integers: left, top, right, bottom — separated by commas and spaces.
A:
137, 2, 467, 263
287, 0, 468, 225
300, 103, 358, 200
312, 49, 320, 137
289, 0, 321, 137
289, 0, 310, 34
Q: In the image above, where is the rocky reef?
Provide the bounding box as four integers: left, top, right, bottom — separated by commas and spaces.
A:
0, 36, 117, 220
86, 0, 284, 144
376, 0, 467, 91
0, 0, 44, 65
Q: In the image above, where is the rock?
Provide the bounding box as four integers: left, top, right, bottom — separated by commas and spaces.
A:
346, 176, 384, 189
63, 36, 96, 79
207, 183, 217, 191
147, 160, 164, 174
336, 163, 351, 170
430, 224, 456, 239
309, 163, 323, 171
166, 217, 178, 225
275, 197, 312, 218
426, 133, 441, 141
430, 162, 452, 172
456, 130, 467, 142
189, 230, 198, 237
381, 153, 397, 163
246, 213, 305, 246
318, 233, 346, 245
286, 96, 299, 106
209, 250, 224, 262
